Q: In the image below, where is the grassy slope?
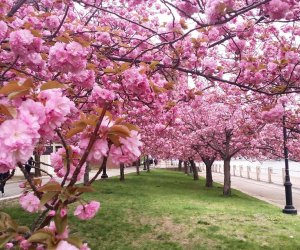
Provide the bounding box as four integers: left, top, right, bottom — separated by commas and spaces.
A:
1, 169, 300, 250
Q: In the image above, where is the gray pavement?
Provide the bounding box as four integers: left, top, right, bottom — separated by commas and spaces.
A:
0, 167, 138, 201
200, 170, 300, 210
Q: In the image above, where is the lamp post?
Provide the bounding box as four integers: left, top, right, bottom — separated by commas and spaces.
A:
282, 113, 297, 214
101, 164, 108, 179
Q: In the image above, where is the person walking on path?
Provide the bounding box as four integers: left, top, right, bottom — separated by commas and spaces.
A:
0, 171, 9, 197
25, 156, 34, 174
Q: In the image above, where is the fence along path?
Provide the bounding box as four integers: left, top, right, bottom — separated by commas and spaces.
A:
160, 160, 300, 189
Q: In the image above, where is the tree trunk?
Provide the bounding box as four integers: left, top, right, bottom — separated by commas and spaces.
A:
223, 158, 231, 196
178, 160, 182, 171
146, 157, 150, 173
84, 163, 90, 185
205, 163, 213, 187
143, 156, 147, 170
34, 152, 41, 177
189, 160, 199, 180
136, 160, 140, 175
184, 161, 188, 174
120, 163, 125, 181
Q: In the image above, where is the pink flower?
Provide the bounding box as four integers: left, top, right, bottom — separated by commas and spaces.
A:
19, 193, 40, 213
22, 52, 45, 71
122, 67, 150, 95
19, 182, 26, 188
5, 243, 13, 249
89, 85, 115, 106
74, 201, 100, 220
80, 243, 91, 250
109, 130, 142, 165
120, 130, 142, 158
70, 70, 95, 88
176, 0, 200, 16
0, 21, 8, 41
79, 138, 109, 165
205, 0, 233, 24
20, 239, 31, 250
38, 90, 75, 138
0, 119, 40, 173
45, 15, 60, 30
265, 0, 290, 19
9, 29, 42, 57
56, 241, 78, 250
60, 207, 68, 217
50, 146, 85, 180
45, 221, 69, 240
48, 210, 56, 217
18, 99, 46, 128
262, 104, 284, 123
96, 32, 111, 44
36, 244, 46, 250
49, 42, 87, 73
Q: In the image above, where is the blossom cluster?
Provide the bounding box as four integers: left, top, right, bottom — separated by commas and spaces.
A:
262, 104, 285, 123
0, 90, 75, 174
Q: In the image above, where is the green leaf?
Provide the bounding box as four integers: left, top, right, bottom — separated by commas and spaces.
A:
0, 233, 14, 248
16, 226, 30, 234
40, 192, 58, 206
28, 229, 54, 243
66, 237, 83, 248
54, 213, 68, 235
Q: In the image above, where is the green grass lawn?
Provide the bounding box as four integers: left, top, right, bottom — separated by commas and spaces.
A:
1, 169, 300, 250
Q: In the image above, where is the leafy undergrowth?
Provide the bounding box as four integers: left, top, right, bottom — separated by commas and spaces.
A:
2, 169, 300, 250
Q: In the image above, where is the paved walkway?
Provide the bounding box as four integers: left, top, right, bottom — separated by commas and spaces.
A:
199, 170, 300, 211
0, 167, 137, 201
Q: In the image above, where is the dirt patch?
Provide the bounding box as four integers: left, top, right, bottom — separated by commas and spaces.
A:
127, 212, 218, 249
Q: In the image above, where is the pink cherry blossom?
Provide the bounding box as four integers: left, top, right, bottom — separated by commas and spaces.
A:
262, 104, 284, 123
50, 146, 85, 180
9, 29, 42, 57
265, 0, 290, 19
89, 85, 115, 106
74, 201, 100, 220
20, 239, 31, 250
56, 241, 78, 250
122, 67, 151, 95
49, 42, 87, 73
176, 0, 200, 16
5, 243, 13, 249
19, 193, 40, 213
120, 130, 143, 158
70, 70, 95, 88
45, 15, 60, 30
79, 138, 109, 165
205, 0, 234, 24
0, 119, 40, 173
0, 21, 8, 41
38, 90, 75, 138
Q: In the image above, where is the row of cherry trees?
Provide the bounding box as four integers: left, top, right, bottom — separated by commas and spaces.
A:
1, 0, 300, 249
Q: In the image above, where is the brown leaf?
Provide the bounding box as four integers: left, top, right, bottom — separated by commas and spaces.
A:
40, 81, 65, 91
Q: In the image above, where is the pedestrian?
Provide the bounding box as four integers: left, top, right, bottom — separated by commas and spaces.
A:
25, 156, 34, 174
0, 171, 9, 197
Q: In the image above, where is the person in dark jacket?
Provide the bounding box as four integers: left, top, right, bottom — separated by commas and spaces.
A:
0, 171, 9, 197
25, 156, 34, 174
